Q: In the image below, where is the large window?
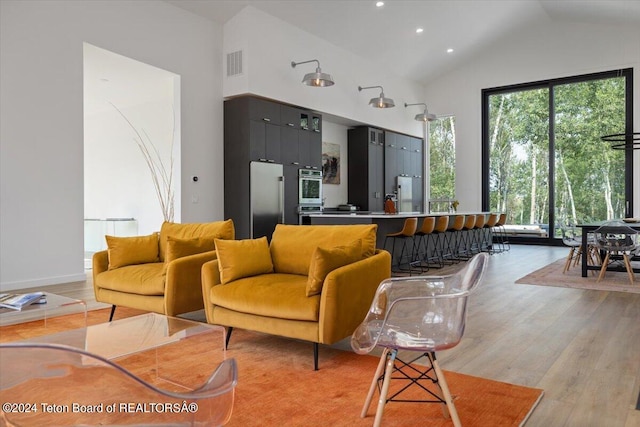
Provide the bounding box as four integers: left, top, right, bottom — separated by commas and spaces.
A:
429, 116, 456, 204
482, 69, 633, 243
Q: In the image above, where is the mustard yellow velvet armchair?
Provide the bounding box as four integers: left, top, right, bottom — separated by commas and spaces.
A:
201, 224, 392, 370
93, 220, 235, 320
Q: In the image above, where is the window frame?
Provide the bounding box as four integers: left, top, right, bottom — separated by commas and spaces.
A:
481, 68, 634, 245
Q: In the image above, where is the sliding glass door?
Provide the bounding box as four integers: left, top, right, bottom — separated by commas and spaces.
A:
482, 69, 633, 243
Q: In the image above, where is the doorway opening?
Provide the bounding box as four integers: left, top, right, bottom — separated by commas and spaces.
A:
83, 43, 181, 268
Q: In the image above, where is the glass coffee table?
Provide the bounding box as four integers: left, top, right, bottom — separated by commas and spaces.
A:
0, 292, 87, 327
0, 313, 235, 426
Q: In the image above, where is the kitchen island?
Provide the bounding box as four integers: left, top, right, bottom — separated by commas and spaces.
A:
301, 211, 495, 250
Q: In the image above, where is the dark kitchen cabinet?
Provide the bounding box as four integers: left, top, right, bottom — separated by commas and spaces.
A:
300, 130, 322, 170
248, 97, 281, 125
284, 164, 300, 225
224, 96, 323, 237
280, 126, 300, 167
249, 120, 281, 163
348, 127, 384, 212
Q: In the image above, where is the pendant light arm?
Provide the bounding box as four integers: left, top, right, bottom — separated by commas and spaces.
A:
291, 59, 320, 70
358, 85, 384, 93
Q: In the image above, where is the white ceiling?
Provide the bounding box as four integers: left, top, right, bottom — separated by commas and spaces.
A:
166, 0, 640, 85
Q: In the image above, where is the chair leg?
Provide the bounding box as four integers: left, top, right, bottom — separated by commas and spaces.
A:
597, 253, 610, 282
313, 342, 319, 371
623, 254, 635, 284
373, 349, 397, 427
109, 305, 116, 322
224, 327, 233, 350
362, 348, 389, 418
432, 355, 462, 427
563, 247, 575, 273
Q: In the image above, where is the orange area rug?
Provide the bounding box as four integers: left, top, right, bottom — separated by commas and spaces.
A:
1, 308, 543, 426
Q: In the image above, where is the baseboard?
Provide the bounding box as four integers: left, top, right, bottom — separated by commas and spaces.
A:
0, 272, 88, 292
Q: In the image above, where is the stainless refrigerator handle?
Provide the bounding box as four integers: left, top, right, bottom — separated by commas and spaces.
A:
279, 175, 285, 224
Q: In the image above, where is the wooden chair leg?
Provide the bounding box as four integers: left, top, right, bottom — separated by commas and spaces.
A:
573, 246, 582, 267
432, 357, 462, 427
623, 254, 635, 284
597, 253, 610, 282
362, 348, 389, 418
563, 248, 575, 273
373, 349, 397, 427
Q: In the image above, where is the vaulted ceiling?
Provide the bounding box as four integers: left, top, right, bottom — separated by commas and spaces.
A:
166, 0, 640, 85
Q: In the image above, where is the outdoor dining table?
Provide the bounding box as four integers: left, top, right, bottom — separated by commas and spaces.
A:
577, 221, 640, 278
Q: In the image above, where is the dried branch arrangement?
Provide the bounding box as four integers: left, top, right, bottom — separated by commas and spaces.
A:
110, 103, 175, 222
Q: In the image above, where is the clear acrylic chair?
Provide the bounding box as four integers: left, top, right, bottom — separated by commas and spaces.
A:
351, 253, 488, 427
0, 342, 237, 426
593, 221, 639, 284
560, 223, 583, 273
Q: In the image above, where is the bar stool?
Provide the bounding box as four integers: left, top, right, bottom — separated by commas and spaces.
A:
429, 215, 450, 267
414, 217, 437, 271
471, 214, 486, 254
445, 215, 465, 263
460, 214, 476, 259
494, 213, 510, 252
483, 213, 499, 253
383, 217, 419, 275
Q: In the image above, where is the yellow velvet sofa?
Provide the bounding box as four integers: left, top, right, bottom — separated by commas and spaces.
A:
93, 220, 235, 319
201, 224, 392, 370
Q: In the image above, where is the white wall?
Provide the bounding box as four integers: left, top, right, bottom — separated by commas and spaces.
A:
223, 6, 424, 139
0, 0, 223, 290
320, 121, 350, 208
424, 19, 640, 213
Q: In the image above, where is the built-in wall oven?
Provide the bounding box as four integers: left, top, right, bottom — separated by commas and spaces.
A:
298, 169, 323, 207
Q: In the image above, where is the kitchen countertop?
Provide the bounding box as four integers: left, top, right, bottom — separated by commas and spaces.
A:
302, 211, 493, 218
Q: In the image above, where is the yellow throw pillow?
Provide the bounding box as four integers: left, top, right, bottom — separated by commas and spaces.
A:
159, 219, 235, 261
106, 233, 159, 270
164, 236, 217, 264
215, 237, 274, 284
306, 239, 363, 297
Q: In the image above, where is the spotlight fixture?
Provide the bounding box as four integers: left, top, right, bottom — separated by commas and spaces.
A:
405, 102, 437, 122
290, 59, 334, 87
358, 85, 395, 108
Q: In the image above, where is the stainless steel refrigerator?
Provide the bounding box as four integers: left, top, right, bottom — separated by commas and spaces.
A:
396, 176, 413, 213
250, 161, 285, 239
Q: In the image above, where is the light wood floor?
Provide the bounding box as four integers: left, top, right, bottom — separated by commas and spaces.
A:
5, 245, 640, 426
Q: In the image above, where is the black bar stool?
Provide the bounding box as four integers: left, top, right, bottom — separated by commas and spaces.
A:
383, 217, 418, 274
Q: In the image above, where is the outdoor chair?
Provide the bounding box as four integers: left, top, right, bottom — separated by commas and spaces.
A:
593, 222, 639, 284
0, 342, 238, 426
351, 253, 488, 427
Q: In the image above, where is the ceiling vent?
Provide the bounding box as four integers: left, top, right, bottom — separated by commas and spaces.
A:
227, 50, 243, 77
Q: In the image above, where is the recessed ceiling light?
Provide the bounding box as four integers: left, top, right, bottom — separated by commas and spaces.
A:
416, 28, 424, 34
447, 48, 454, 53
376, 1, 384, 7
